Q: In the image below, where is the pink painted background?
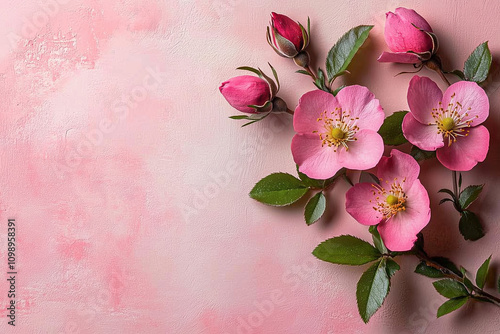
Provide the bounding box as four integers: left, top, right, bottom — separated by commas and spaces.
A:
0, 0, 499, 333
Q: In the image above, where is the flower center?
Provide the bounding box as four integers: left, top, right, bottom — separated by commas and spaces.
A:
314, 108, 359, 152
430, 93, 479, 146
330, 127, 345, 140
386, 194, 399, 206
370, 179, 408, 220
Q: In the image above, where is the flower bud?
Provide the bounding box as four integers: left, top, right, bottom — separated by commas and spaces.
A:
378, 8, 437, 64
267, 12, 309, 58
219, 75, 271, 114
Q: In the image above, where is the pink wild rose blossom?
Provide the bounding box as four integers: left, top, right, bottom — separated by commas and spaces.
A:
346, 150, 430, 251
402, 76, 490, 171
378, 7, 435, 64
291, 87, 385, 179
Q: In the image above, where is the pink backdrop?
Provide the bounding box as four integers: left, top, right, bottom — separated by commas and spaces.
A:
0, 0, 499, 333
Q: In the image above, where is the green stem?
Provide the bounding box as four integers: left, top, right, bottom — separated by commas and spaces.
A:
452, 171, 459, 199
411, 249, 500, 307
304, 65, 317, 81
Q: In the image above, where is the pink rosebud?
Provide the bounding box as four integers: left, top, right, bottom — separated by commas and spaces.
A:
346, 150, 431, 251
292, 87, 385, 179
378, 8, 436, 64
267, 12, 309, 58
219, 75, 271, 114
402, 76, 490, 171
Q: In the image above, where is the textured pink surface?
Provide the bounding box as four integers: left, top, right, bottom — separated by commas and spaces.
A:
0, 0, 500, 333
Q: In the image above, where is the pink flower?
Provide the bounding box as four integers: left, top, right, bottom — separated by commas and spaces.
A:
219, 75, 272, 114
346, 150, 430, 251
267, 12, 309, 58
291, 87, 385, 179
378, 8, 435, 64
402, 76, 490, 171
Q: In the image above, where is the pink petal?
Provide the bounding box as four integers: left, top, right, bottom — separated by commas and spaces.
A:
407, 76, 443, 124
377, 149, 421, 190
402, 113, 444, 151
291, 134, 343, 179
345, 183, 384, 226
338, 130, 384, 171
385, 8, 433, 53
377, 51, 421, 64
436, 125, 490, 171
378, 179, 430, 251
294, 90, 341, 134
442, 81, 489, 126
335, 85, 385, 131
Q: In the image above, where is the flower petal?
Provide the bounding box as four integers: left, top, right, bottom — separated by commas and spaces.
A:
385, 8, 433, 53
338, 130, 384, 171
407, 76, 443, 124
377, 51, 421, 64
442, 81, 489, 126
436, 125, 490, 171
294, 90, 341, 134
402, 113, 444, 151
377, 149, 421, 190
378, 179, 430, 251
291, 134, 343, 179
345, 183, 384, 226
271, 12, 303, 51
335, 85, 385, 131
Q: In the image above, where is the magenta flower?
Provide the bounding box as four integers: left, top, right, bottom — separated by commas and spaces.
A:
346, 150, 430, 251
378, 8, 436, 64
402, 76, 490, 171
219, 75, 272, 114
267, 12, 309, 58
291, 87, 385, 180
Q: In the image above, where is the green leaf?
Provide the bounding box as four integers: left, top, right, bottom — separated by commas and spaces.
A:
410, 146, 436, 161
356, 259, 390, 323
229, 115, 249, 120
439, 198, 454, 205
249, 173, 308, 206
313, 235, 381, 265
458, 185, 483, 210
304, 192, 326, 225
415, 262, 445, 278
378, 111, 409, 146
237, 66, 262, 76
463, 42, 492, 83
386, 258, 400, 278
437, 297, 469, 318
433, 279, 469, 299
369, 225, 387, 254
296, 69, 311, 76
326, 25, 373, 82
476, 255, 491, 289
459, 210, 485, 241
449, 70, 465, 80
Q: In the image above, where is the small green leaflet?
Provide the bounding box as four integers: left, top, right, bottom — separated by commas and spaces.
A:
249, 173, 308, 206
304, 192, 326, 225
463, 42, 492, 83
326, 25, 373, 82
458, 185, 483, 210
476, 255, 491, 289
312, 235, 381, 265
459, 210, 485, 241
437, 297, 469, 318
432, 279, 469, 299
356, 258, 390, 323
378, 111, 409, 146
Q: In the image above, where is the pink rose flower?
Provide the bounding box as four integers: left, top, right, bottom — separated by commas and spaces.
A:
378, 7, 435, 64
346, 150, 430, 251
291, 87, 385, 179
402, 76, 490, 171
219, 75, 272, 114
267, 12, 309, 58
